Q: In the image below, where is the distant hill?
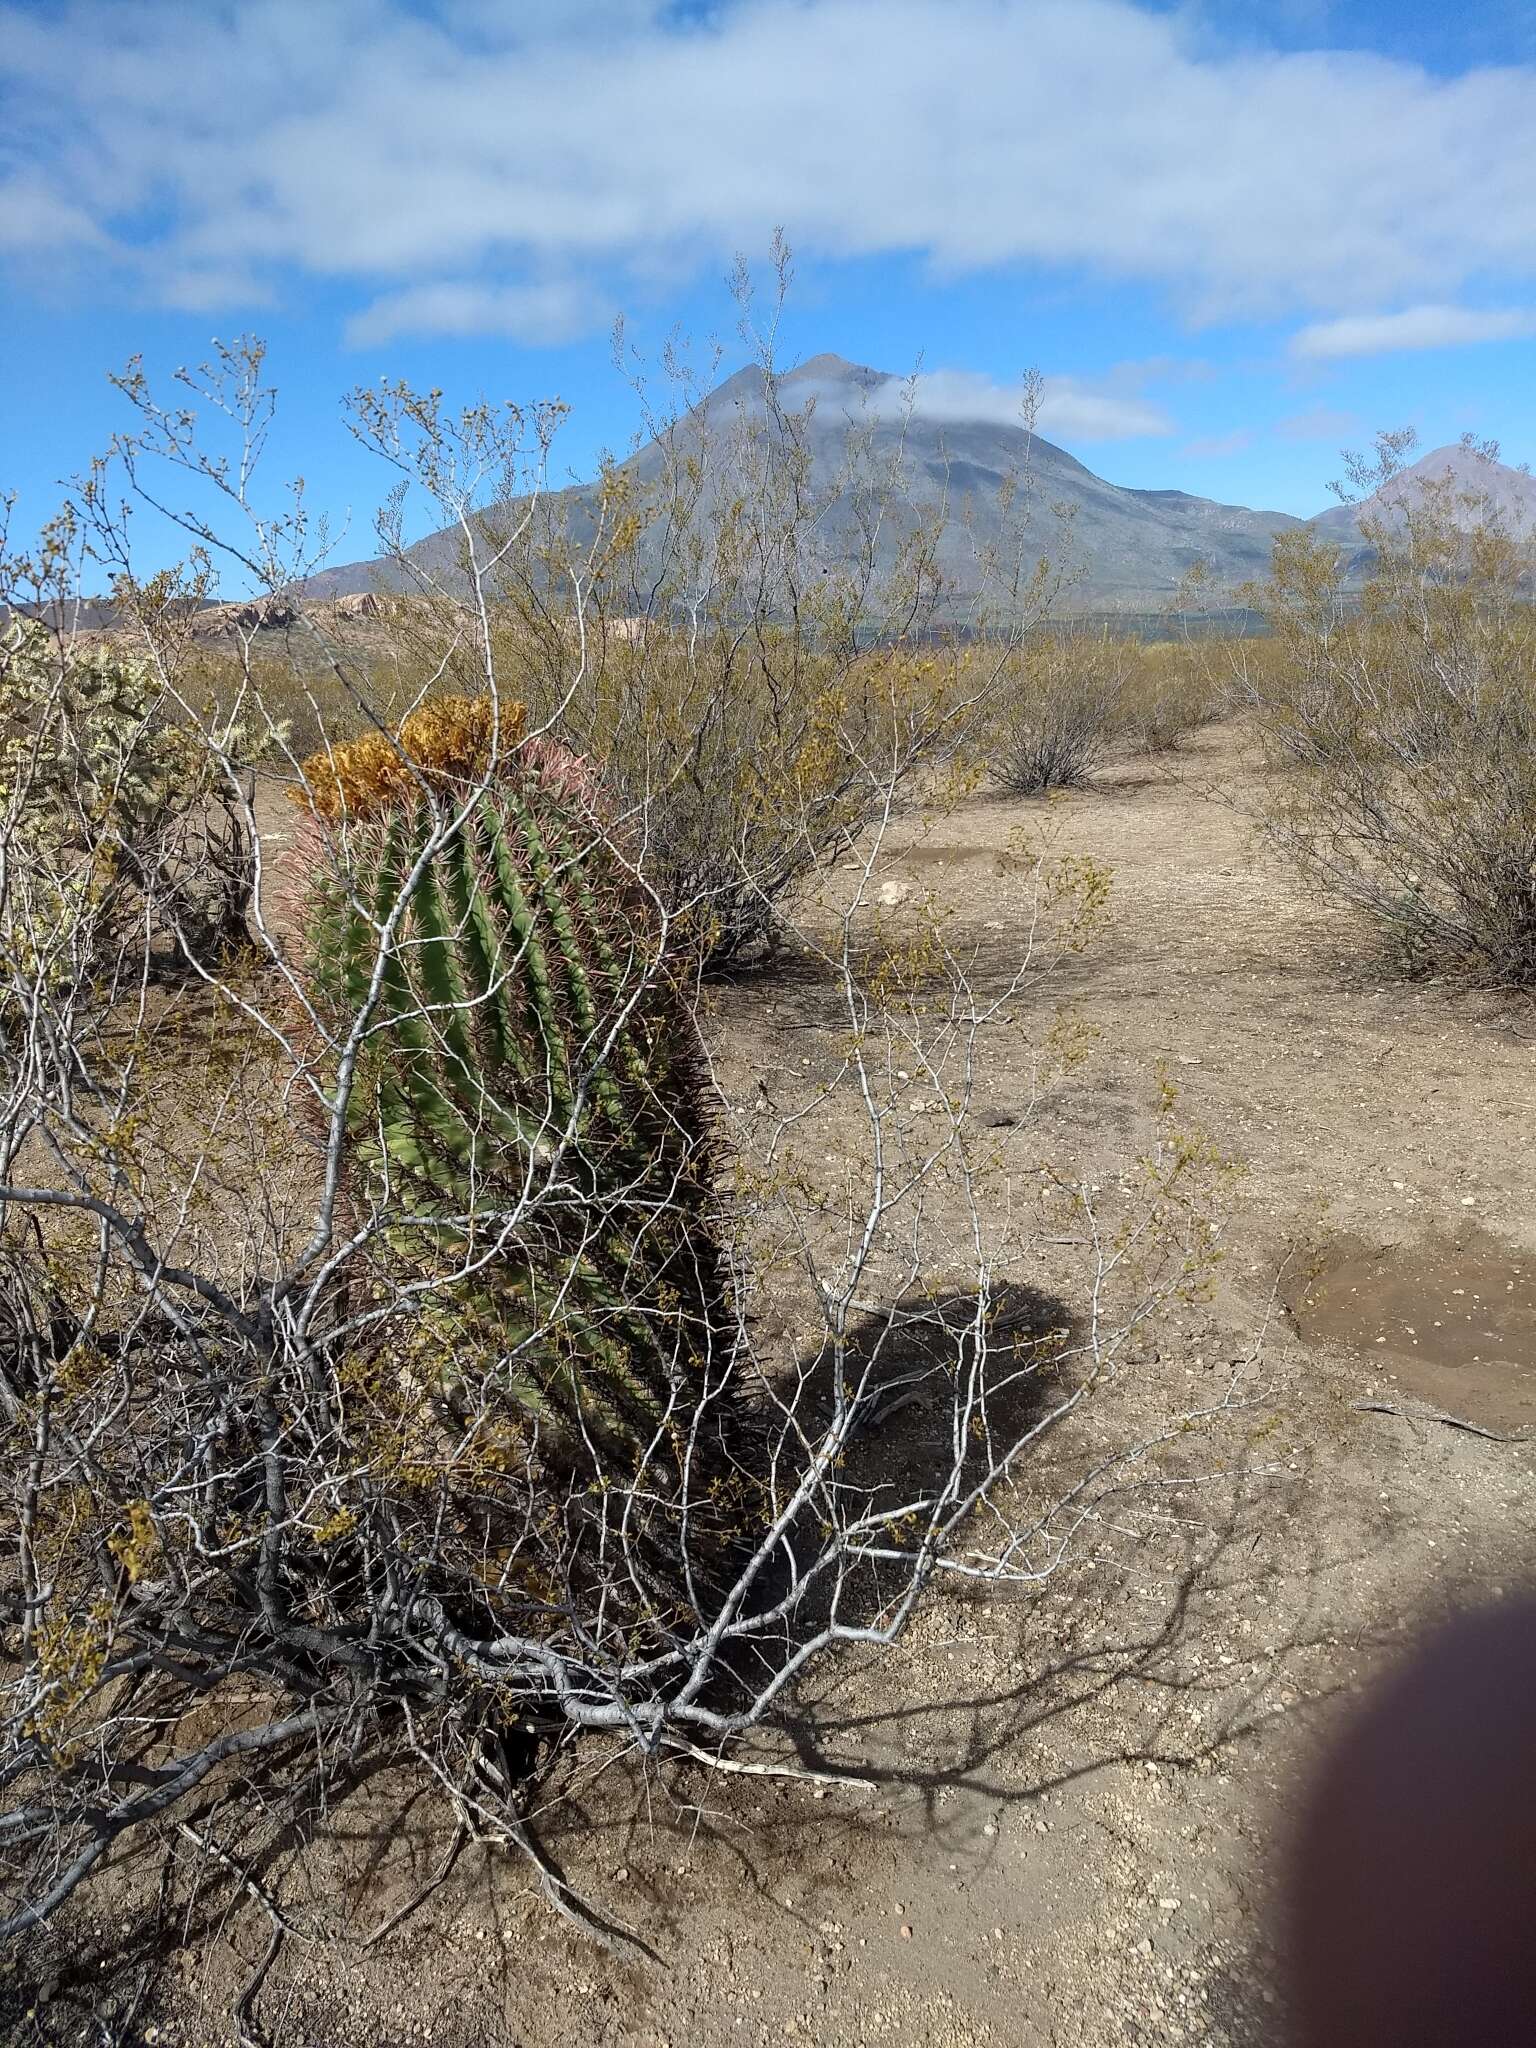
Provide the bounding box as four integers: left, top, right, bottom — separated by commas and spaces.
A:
1309, 443, 1536, 572
2, 598, 140, 633
304, 353, 1307, 617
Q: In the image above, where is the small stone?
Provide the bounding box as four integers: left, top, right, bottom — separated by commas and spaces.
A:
900, 1924, 913, 1940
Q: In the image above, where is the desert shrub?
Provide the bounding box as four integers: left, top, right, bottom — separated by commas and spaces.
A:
186, 628, 417, 762
504, 620, 971, 961
1247, 443, 1536, 984
987, 627, 1143, 793
0, 318, 1236, 2006
0, 662, 1225, 1969
1225, 627, 1310, 753
1121, 640, 1228, 755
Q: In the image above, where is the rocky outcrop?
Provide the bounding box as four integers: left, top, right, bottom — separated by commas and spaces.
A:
198, 595, 299, 634
193, 589, 390, 635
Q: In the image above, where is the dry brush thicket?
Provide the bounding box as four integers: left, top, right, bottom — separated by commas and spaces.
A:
21, 324, 1506, 2022
982, 625, 1225, 796
1230, 438, 1536, 985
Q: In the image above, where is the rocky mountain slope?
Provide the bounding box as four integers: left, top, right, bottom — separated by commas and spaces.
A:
304, 353, 1307, 616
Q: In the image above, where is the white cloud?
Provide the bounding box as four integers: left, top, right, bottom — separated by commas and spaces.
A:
1291, 305, 1536, 358
0, 172, 103, 253
156, 263, 275, 313
1036, 379, 1175, 442
437, 0, 669, 40
863, 370, 1034, 429
346, 279, 607, 347
2, 1, 1535, 333
845, 367, 1174, 441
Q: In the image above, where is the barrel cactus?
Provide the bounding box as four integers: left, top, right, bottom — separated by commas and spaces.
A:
291, 695, 737, 1535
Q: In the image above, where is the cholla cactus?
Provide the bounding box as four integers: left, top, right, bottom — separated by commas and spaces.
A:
293, 695, 737, 1499
0, 617, 255, 979
0, 618, 211, 843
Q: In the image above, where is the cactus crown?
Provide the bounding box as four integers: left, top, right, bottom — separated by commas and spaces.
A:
294, 692, 523, 823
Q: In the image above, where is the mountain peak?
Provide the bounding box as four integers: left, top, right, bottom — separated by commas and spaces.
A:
1311, 439, 1536, 537
781, 351, 888, 386
1396, 442, 1530, 486
303, 348, 1377, 610
700, 351, 887, 411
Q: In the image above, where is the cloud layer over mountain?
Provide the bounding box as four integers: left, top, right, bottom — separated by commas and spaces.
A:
3, 0, 1534, 346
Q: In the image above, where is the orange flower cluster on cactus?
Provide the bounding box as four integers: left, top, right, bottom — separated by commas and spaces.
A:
294, 694, 527, 822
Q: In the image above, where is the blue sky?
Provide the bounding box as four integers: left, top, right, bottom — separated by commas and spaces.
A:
2, 0, 1535, 583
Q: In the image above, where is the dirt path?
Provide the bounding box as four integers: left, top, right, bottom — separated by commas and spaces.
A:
18, 724, 1536, 2048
